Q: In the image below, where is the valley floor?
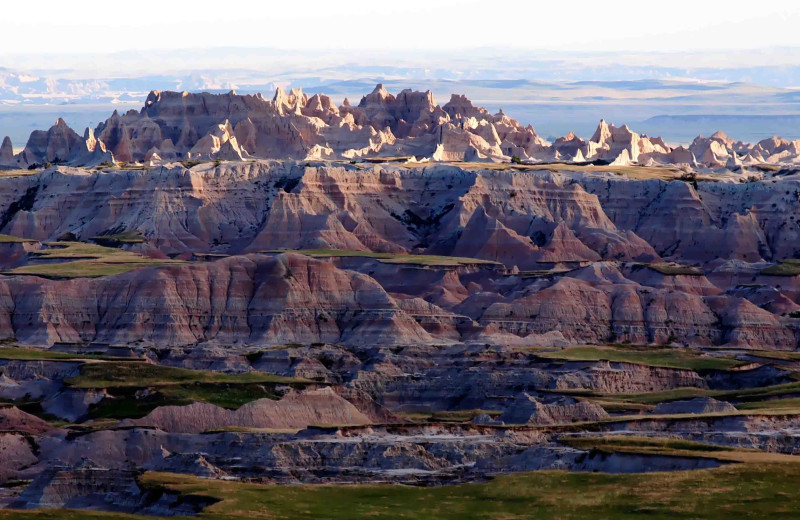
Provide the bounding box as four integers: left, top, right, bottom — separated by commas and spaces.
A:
2, 452, 799, 519
0, 342, 798, 518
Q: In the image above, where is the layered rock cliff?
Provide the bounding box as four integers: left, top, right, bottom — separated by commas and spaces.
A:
0, 162, 798, 349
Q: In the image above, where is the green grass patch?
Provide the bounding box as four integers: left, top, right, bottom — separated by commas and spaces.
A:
741, 350, 800, 361
762, 259, 800, 277
66, 362, 312, 420
6, 455, 800, 519
557, 435, 800, 465
571, 379, 800, 408
4, 260, 169, 278
0, 346, 132, 362
398, 409, 503, 423
567, 386, 713, 405
139, 382, 282, 410
27, 242, 126, 260
85, 389, 163, 420
263, 249, 393, 258
379, 255, 499, 267
89, 230, 146, 245
66, 362, 309, 389
88, 382, 284, 420
262, 249, 501, 267
645, 263, 704, 276
92, 464, 800, 519
562, 435, 736, 455
144, 463, 800, 518
536, 344, 743, 371
0, 169, 41, 178
518, 269, 573, 279
0, 234, 37, 243
582, 399, 655, 413
2, 241, 182, 278
735, 397, 800, 411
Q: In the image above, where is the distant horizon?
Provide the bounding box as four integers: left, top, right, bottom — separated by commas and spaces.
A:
3, 0, 799, 56
6, 45, 800, 81
3, 5, 800, 149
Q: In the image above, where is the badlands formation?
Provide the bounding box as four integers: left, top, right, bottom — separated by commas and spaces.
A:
3, 84, 800, 168
1, 86, 800, 516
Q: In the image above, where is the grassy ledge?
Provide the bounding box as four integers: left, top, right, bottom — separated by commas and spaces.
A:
0, 234, 37, 244
563, 378, 800, 408
89, 230, 146, 246
262, 249, 501, 267
1, 241, 182, 279
0, 346, 132, 362
65, 362, 310, 389
761, 259, 800, 277
534, 344, 743, 371
644, 262, 704, 276
559, 435, 799, 464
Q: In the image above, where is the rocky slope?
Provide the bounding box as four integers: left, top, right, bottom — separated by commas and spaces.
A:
124, 387, 373, 433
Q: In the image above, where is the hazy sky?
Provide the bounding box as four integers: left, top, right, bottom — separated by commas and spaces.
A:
3, 0, 800, 56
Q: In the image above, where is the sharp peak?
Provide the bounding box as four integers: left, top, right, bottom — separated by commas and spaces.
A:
366, 83, 392, 99
446, 93, 475, 105
273, 86, 304, 99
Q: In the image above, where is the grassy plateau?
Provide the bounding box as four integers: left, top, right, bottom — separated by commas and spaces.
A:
0, 234, 37, 243
535, 344, 744, 371
2, 241, 181, 278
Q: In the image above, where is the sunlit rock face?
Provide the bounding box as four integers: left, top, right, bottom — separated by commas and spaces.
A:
6, 85, 799, 169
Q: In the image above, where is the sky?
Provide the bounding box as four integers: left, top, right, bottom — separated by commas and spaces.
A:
2, 0, 800, 145
2, 0, 800, 57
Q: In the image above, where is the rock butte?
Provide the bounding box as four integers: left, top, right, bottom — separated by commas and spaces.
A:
3, 85, 800, 169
